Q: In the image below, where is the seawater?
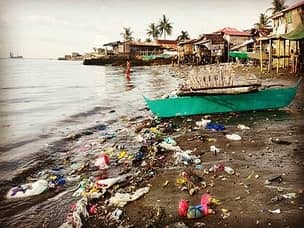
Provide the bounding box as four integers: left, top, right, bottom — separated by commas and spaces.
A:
0, 59, 178, 227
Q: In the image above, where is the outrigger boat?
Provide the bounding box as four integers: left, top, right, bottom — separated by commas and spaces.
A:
144, 78, 301, 118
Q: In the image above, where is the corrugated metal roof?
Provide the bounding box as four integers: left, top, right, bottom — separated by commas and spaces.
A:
202, 33, 226, 44
155, 39, 177, 45
128, 41, 161, 47
103, 41, 122, 46
216, 27, 251, 36
271, 0, 304, 19
283, 0, 304, 12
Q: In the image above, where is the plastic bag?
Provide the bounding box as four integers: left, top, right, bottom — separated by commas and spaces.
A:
7, 179, 48, 199
226, 134, 241, 140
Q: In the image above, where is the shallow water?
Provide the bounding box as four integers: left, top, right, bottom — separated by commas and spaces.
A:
0, 59, 178, 227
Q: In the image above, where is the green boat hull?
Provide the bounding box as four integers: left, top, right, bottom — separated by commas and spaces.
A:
144, 80, 301, 118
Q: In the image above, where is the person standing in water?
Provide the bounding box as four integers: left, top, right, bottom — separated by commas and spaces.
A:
126, 60, 131, 75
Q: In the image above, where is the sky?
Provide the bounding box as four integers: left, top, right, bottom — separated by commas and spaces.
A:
0, 0, 299, 58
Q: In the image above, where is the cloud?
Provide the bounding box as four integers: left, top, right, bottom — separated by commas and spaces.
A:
92, 34, 109, 47
25, 15, 71, 26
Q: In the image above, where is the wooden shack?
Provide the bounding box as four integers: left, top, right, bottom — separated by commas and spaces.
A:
267, 0, 304, 72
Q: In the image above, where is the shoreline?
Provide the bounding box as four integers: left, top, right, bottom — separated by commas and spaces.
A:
0, 65, 303, 227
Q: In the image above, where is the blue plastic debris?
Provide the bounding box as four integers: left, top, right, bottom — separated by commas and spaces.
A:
206, 123, 225, 131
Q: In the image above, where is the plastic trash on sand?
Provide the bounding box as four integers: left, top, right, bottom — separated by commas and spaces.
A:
48, 174, 66, 189
109, 186, 150, 207
282, 193, 296, 199
209, 163, 224, 173
89, 204, 97, 215
210, 145, 220, 154
224, 166, 235, 175
268, 208, 281, 214
226, 134, 242, 141
164, 137, 177, 146
111, 208, 123, 220
60, 197, 89, 228
7, 179, 48, 199
95, 152, 110, 170
187, 205, 205, 219
237, 124, 250, 130
206, 122, 225, 131
174, 150, 196, 165
95, 174, 131, 190
195, 118, 211, 128
160, 141, 181, 152
264, 175, 283, 185
179, 194, 216, 219
73, 179, 88, 197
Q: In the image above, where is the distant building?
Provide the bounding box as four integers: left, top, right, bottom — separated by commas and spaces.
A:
103, 41, 163, 57
216, 27, 252, 48
198, 33, 227, 62
177, 33, 228, 64
58, 52, 83, 61
72, 52, 81, 58
64, 55, 72, 60
127, 41, 163, 56
176, 28, 253, 65
153, 39, 177, 50
103, 41, 122, 55
260, 0, 304, 72
272, 0, 304, 36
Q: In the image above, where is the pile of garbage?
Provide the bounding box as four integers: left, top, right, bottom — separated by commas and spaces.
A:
9, 113, 300, 227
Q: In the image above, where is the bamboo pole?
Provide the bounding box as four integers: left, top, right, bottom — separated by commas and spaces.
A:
268, 39, 272, 72
288, 40, 291, 71
283, 39, 286, 68
260, 39, 263, 72
277, 39, 280, 74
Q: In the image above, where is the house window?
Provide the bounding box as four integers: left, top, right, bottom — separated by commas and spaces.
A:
286, 11, 292, 24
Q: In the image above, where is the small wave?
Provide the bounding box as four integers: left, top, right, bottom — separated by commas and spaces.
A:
0, 86, 49, 90
69, 106, 112, 119
0, 97, 37, 104
0, 138, 41, 153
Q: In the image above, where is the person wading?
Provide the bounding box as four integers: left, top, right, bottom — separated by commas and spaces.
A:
125, 60, 131, 79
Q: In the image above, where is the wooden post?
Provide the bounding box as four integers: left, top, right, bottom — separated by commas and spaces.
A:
283, 40, 285, 68
288, 40, 291, 71
277, 39, 280, 74
268, 39, 272, 72
260, 39, 263, 72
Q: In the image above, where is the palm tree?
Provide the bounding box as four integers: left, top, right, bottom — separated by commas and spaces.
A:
158, 14, 173, 40
120, 27, 134, 41
177, 30, 190, 41
147, 23, 160, 39
254, 13, 271, 30
267, 0, 288, 15
145, 38, 152, 43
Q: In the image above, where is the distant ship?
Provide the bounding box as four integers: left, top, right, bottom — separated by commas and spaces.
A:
9, 52, 23, 59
